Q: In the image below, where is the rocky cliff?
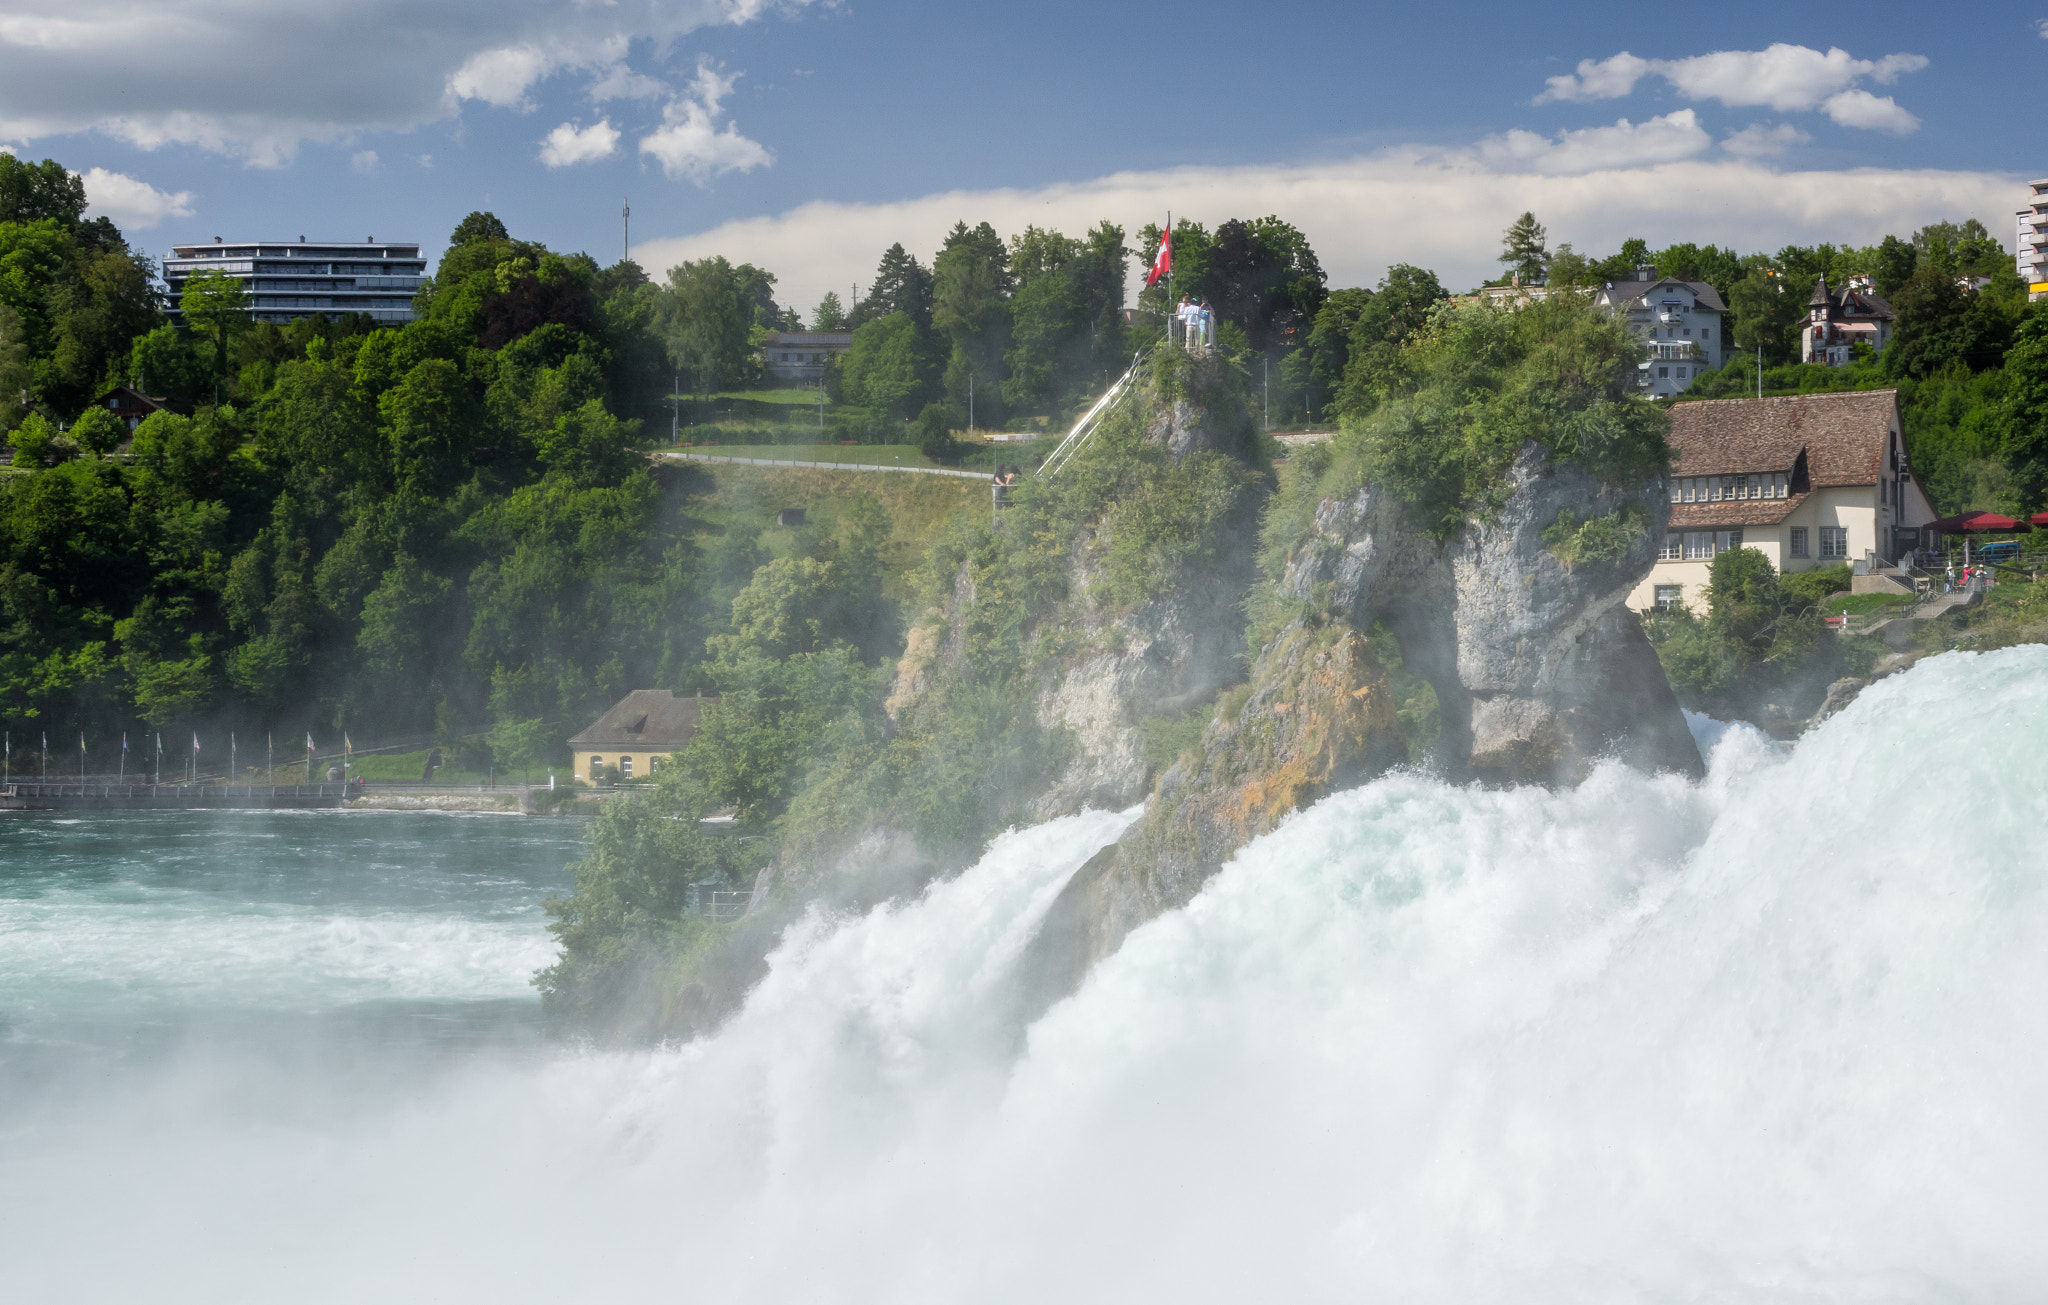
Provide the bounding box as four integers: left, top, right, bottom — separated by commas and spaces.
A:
1025, 440, 1702, 1000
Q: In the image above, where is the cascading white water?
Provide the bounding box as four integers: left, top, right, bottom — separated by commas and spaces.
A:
5, 648, 2046, 1302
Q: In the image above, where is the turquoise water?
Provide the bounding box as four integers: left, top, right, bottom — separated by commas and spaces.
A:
0, 810, 581, 1123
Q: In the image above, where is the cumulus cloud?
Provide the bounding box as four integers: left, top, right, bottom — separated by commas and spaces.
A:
1537, 44, 1927, 127
1721, 123, 1810, 157
0, 0, 815, 164
77, 166, 193, 229
350, 149, 380, 173
633, 150, 2015, 319
1474, 110, 1710, 174
638, 59, 771, 183
1821, 90, 1919, 134
539, 118, 621, 167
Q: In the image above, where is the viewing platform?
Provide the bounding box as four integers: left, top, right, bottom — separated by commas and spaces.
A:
0, 782, 353, 812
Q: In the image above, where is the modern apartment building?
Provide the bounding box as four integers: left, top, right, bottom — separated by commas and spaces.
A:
161, 237, 427, 326
1592, 270, 1726, 397
2018, 178, 2048, 301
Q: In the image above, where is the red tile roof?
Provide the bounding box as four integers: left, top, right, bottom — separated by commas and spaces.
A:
1666, 390, 1897, 487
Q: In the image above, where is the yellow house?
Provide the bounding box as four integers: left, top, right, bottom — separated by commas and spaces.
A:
1629, 390, 1938, 614
567, 690, 711, 783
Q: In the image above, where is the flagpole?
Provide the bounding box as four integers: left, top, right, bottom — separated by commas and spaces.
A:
119, 732, 126, 784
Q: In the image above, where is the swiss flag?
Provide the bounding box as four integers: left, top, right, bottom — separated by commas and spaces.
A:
1145, 226, 1170, 287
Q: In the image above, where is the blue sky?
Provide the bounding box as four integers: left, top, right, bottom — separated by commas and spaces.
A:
2, 1, 2040, 310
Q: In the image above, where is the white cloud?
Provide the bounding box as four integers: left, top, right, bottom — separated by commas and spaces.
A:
1536, 44, 1928, 127
350, 149, 380, 173
588, 63, 669, 103
633, 150, 2016, 320
539, 118, 621, 167
0, 1, 817, 164
1537, 52, 1654, 103
1821, 90, 1919, 134
76, 166, 193, 229
638, 58, 771, 183
1474, 110, 1710, 174
1721, 123, 1810, 157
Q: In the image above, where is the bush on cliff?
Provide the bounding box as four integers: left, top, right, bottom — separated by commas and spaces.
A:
1300, 297, 1669, 541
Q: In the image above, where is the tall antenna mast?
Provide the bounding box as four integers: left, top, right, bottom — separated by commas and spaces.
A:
622, 199, 630, 264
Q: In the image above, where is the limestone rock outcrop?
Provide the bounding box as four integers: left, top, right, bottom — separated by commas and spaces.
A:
1025, 442, 1702, 997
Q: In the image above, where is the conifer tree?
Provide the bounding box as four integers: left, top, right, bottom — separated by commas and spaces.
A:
1500, 211, 1549, 285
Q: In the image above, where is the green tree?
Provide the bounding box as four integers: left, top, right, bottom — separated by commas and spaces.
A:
1874, 234, 1918, 296
450, 211, 511, 246
841, 311, 934, 418
1999, 314, 2048, 513
1729, 267, 1797, 367
933, 221, 1012, 423
811, 290, 847, 332
850, 243, 934, 329
1336, 264, 1448, 417
70, 405, 124, 457
665, 256, 754, 397
179, 270, 249, 398
1499, 212, 1548, 284
0, 155, 87, 227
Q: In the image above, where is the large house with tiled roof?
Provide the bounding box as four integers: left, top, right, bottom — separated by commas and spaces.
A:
1801, 275, 1895, 366
1593, 270, 1725, 397
1628, 390, 1938, 614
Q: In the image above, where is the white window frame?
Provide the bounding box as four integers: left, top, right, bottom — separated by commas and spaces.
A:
1819, 526, 1848, 560
619, 756, 633, 778
1654, 584, 1682, 610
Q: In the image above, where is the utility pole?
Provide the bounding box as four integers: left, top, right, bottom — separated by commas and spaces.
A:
968, 371, 974, 433
622, 199, 630, 264
1756, 344, 1763, 399
1263, 356, 1270, 432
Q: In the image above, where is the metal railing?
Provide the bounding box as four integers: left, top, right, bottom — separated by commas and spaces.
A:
1039, 333, 1164, 479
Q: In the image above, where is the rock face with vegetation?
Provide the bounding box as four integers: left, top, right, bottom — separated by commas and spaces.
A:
1028, 300, 1703, 994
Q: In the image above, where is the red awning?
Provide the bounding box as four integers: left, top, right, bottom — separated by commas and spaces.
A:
1923, 511, 2032, 534
2032, 512, 2048, 528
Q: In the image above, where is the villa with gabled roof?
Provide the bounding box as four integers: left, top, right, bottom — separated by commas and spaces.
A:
1628, 390, 1938, 614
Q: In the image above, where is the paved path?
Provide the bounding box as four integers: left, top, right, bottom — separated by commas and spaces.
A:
657, 451, 992, 482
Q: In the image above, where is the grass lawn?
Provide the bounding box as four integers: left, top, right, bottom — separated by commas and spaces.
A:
707, 389, 833, 406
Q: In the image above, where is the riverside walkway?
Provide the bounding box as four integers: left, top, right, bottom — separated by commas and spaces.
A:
0, 782, 352, 811
657, 450, 991, 481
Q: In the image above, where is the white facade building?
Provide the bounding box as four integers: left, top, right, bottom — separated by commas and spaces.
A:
1628, 390, 1938, 614
760, 331, 852, 383
2019, 177, 2048, 302
163, 238, 426, 326
1593, 272, 1726, 397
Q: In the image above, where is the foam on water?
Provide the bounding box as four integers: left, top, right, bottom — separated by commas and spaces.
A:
4, 649, 2047, 1302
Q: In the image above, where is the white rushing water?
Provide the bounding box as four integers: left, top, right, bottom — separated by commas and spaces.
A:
5, 648, 2047, 1302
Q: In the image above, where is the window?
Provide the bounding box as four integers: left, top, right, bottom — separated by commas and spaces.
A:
1717, 528, 1743, 553
1685, 531, 1713, 559
1790, 527, 1809, 558
1655, 584, 1682, 610
588, 755, 603, 776
1774, 472, 1788, 498
1819, 526, 1848, 560
1658, 366, 1669, 378
1659, 535, 1683, 559
619, 756, 633, 778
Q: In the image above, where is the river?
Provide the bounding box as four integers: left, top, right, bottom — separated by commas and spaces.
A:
4, 648, 2047, 1302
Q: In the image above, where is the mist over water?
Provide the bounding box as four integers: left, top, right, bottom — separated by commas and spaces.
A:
7, 650, 2048, 1302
